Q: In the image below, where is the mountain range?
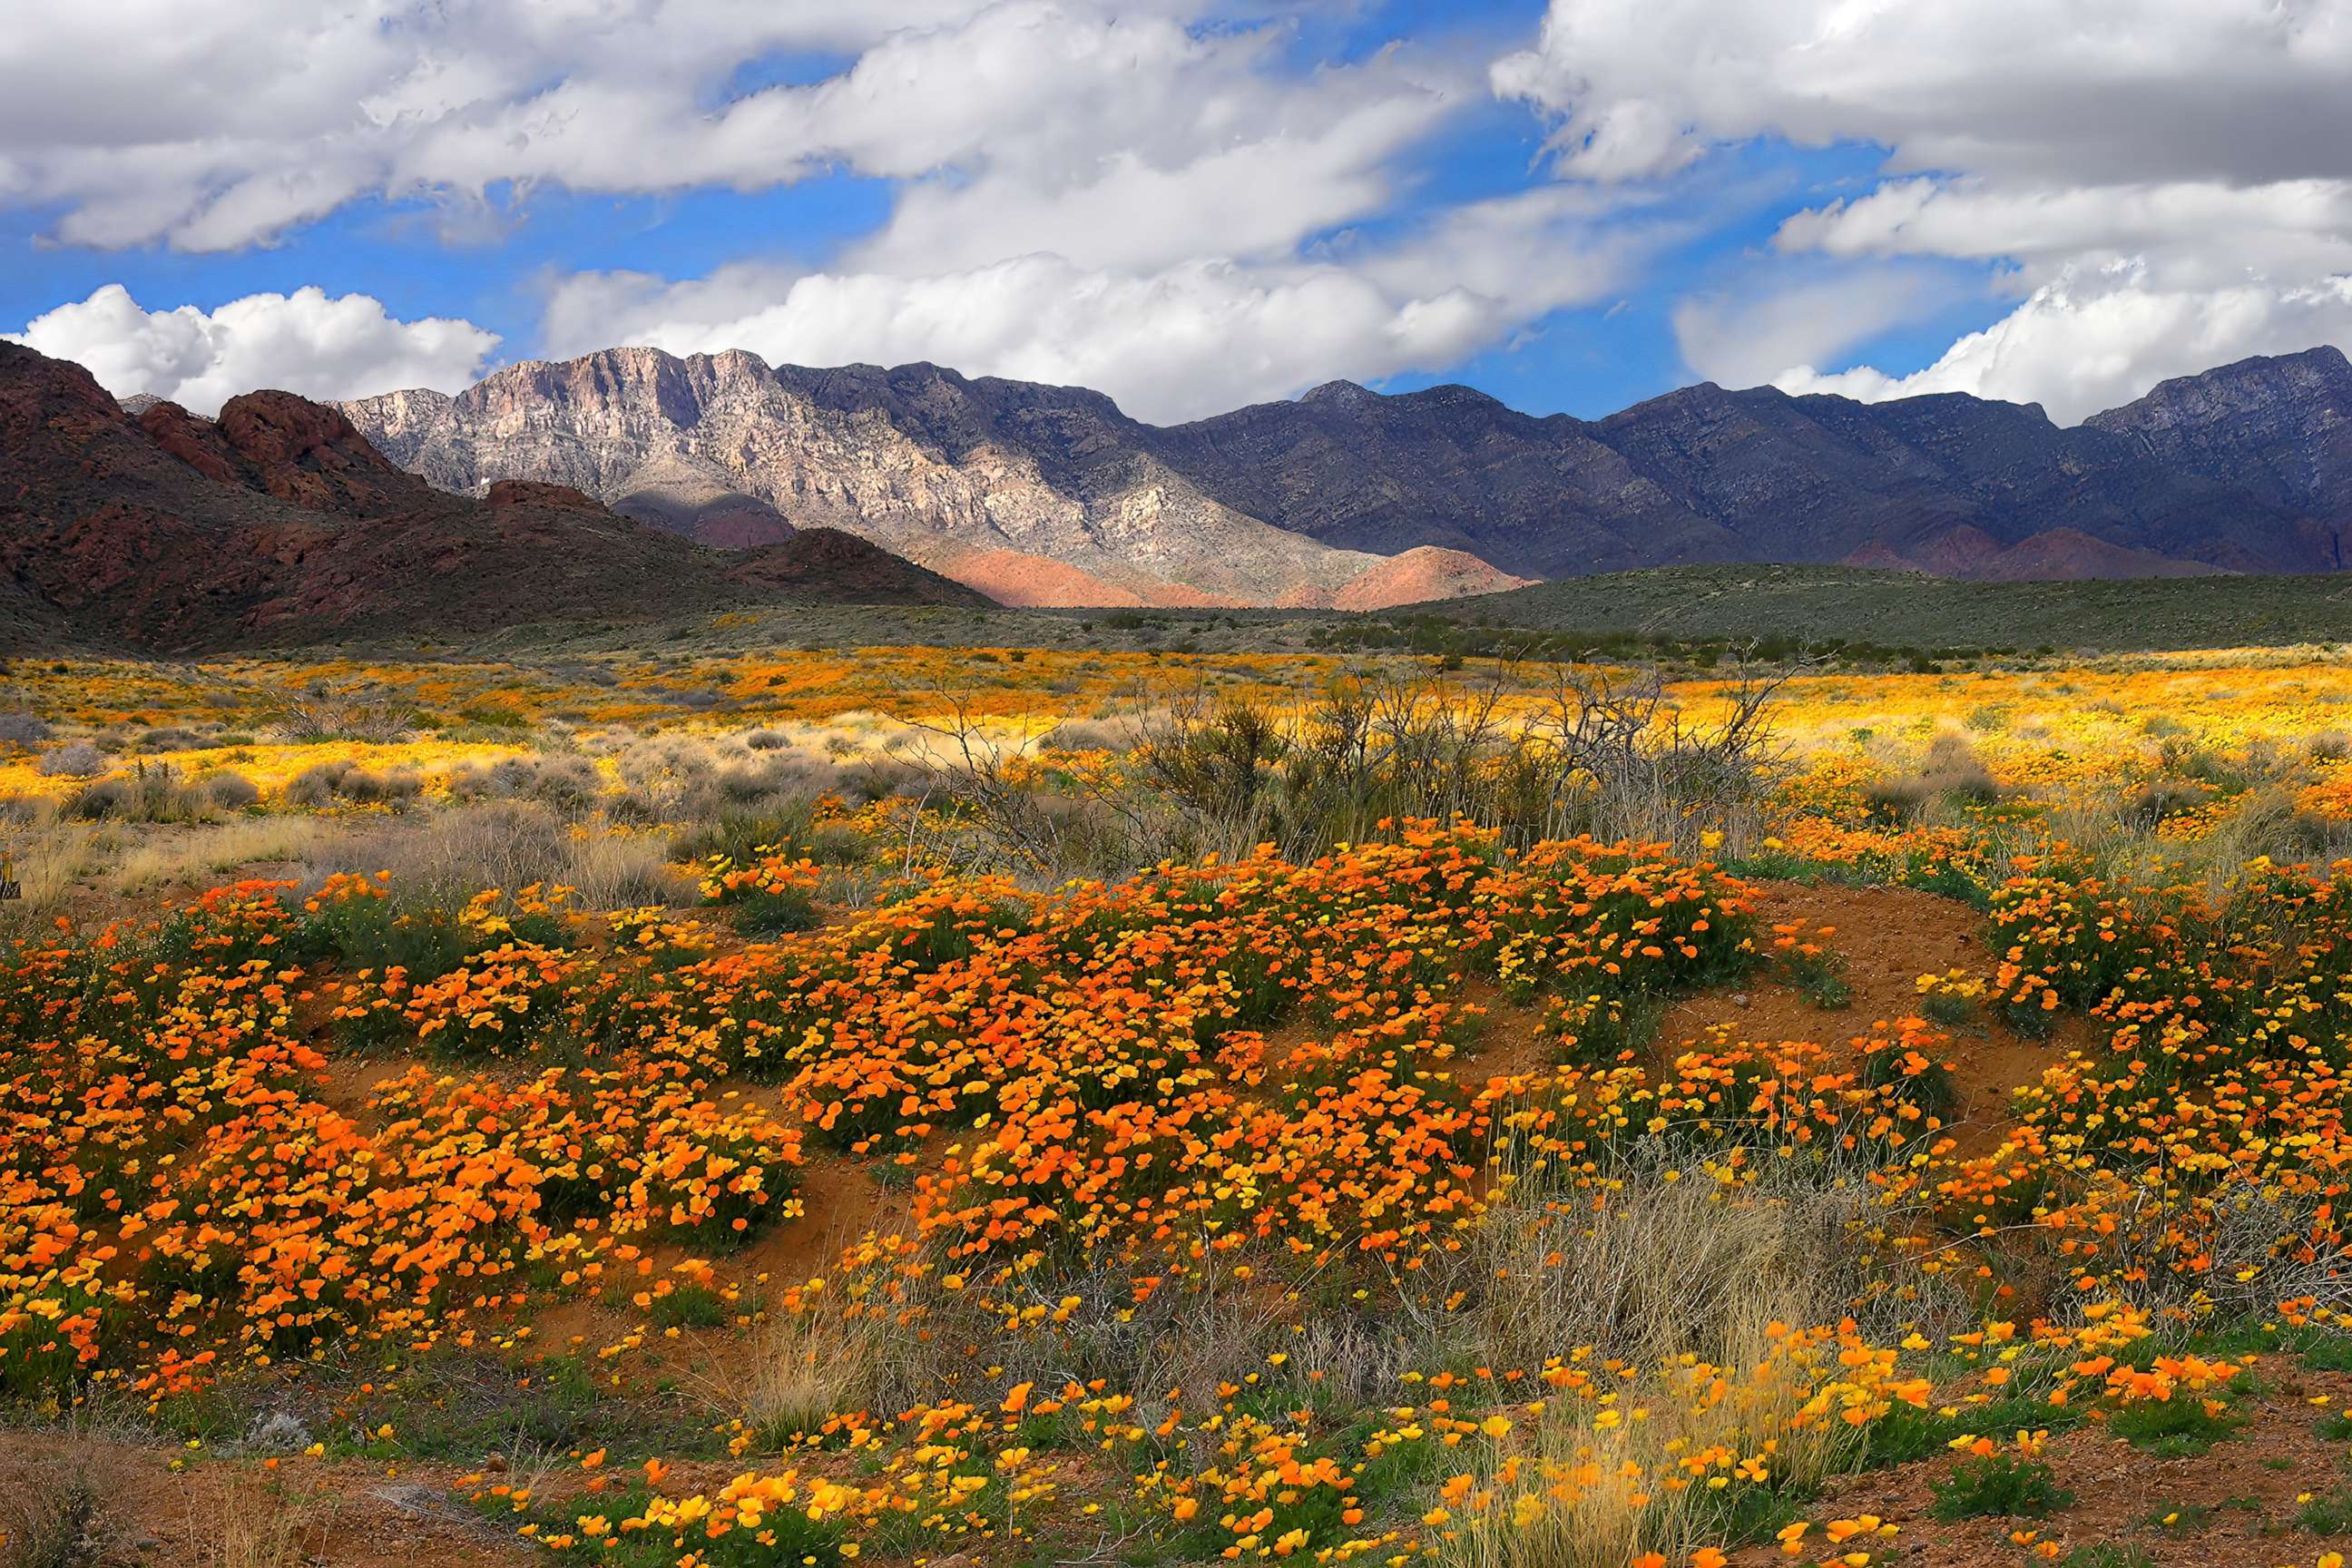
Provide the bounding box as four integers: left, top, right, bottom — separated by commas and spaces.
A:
6, 335, 2351, 652
339, 344, 2352, 605
0, 342, 978, 652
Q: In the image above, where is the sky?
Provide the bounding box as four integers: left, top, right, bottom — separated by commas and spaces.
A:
3, 0, 2348, 426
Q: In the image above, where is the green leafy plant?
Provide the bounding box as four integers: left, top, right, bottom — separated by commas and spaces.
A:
1928, 1454, 2074, 1521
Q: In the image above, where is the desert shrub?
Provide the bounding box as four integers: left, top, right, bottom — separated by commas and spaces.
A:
66, 765, 214, 823
201, 769, 261, 811
1118, 663, 1788, 867
673, 799, 823, 865
2128, 779, 2210, 827
0, 711, 52, 749
34, 740, 104, 778
282, 760, 422, 808
267, 686, 417, 742
446, 754, 603, 817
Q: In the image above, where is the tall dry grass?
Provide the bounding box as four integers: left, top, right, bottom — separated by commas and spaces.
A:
1423, 1164, 1918, 1568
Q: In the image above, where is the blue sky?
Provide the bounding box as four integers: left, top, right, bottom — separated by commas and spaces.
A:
5, 1, 2346, 424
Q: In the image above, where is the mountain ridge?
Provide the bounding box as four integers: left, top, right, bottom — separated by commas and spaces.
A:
338, 344, 2352, 601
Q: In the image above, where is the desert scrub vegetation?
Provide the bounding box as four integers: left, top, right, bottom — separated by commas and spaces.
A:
13, 641, 2352, 1563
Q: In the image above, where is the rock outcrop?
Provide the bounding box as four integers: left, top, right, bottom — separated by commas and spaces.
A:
0, 342, 985, 652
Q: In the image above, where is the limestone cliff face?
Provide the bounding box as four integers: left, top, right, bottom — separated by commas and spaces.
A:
341, 348, 1392, 607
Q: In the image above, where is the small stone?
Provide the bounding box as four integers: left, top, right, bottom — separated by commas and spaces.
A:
1730, 992, 1750, 1007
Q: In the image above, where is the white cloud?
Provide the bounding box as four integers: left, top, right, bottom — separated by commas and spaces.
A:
0, 1, 1450, 255
536, 190, 1658, 423
1495, 0, 2352, 414
1774, 268, 2352, 422
1494, 0, 2352, 190
7, 285, 501, 415
1671, 267, 1966, 393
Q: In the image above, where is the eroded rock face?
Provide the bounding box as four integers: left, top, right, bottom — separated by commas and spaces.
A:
343, 344, 2352, 592
341, 348, 1391, 607
0, 341, 983, 652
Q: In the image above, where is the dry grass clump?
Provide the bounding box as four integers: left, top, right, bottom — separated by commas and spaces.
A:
1865, 732, 1999, 820
205, 1474, 333, 1568
1452, 1160, 1915, 1377
110, 817, 339, 894
314, 800, 686, 911
739, 1300, 899, 1441
1424, 1165, 1928, 1568
0, 1426, 139, 1568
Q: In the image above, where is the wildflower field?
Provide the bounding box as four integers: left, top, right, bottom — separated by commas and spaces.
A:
11, 637, 2352, 1567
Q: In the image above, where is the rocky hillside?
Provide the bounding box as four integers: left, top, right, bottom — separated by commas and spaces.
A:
346, 345, 2352, 594
339, 350, 1523, 609
1161, 348, 2351, 580
0, 343, 982, 652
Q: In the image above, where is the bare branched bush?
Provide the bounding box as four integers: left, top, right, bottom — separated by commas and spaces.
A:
263, 685, 419, 744
885, 659, 1793, 878
1530, 662, 1789, 853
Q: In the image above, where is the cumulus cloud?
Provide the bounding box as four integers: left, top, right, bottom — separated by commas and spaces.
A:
1493, 0, 2352, 190
7, 285, 500, 415
1495, 0, 2352, 415
534, 187, 1661, 423
0, 1, 1455, 255
1671, 267, 1963, 393
1776, 268, 2352, 423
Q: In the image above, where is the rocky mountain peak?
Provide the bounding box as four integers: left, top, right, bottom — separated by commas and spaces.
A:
1298, 379, 1374, 407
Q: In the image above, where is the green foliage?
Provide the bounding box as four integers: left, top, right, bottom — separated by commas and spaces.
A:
2107, 1389, 2247, 1455
649, 1284, 730, 1330
1779, 947, 1852, 1010
1927, 1454, 2074, 1521
2302, 1484, 2352, 1535
2059, 1549, 2153, 1568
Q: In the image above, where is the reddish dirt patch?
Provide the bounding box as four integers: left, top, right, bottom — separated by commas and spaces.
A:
1730, 1368, 2352, 1566
1661, 880, 2092, 1152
